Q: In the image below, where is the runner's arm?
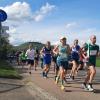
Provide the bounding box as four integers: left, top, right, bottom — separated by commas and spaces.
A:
40, 47, 45, 55
96, 46, 100, 57
53, 45, 59, 55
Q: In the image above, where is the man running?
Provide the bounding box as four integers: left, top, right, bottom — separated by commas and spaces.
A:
34, 47, 39, 71
26, 44, 35, 74
41, 41, 52, 78
70, 39, 81, 80
20, 49, 27, 69
82, 35, 99, 91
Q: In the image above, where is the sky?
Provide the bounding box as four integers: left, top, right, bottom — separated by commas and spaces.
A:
0, 0, 100, 46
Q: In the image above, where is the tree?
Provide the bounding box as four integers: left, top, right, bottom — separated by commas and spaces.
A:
0, 34, 11, 59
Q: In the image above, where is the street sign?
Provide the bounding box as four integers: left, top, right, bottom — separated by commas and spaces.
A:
0, 9, 7, 22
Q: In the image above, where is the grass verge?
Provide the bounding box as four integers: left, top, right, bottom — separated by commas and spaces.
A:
96, 57, 100, 67
0, 60, 22, 79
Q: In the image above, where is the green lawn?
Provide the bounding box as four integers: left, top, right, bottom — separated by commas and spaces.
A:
0, 60, 22, 79
96, 57, 100, 67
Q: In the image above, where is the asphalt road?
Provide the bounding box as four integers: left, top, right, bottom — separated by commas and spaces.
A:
1, 62, 100, 100
18, 63, 100, 100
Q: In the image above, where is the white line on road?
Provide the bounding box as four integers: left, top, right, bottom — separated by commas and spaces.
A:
26, 81, 59, 100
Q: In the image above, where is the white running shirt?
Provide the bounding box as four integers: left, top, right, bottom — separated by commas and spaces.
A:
26, 49, 35, 60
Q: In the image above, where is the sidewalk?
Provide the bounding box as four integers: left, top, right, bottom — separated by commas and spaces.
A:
0, 78, 39, 100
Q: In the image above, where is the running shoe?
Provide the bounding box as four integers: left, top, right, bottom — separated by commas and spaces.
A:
61, 85, 65, 90
87, 83, 94, 92
81, 83, 88, 91
55, 76, 59, 84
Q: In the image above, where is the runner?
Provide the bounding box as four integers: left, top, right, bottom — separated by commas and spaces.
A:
40, 53, 44, 69
20, 49, 27, 69
76, 47, 87, 73
52, 53, 57, 72
70, 39, 81, 80
53, 36, 70, 90
41, 41, 52, 78
34, 47, 39, 71
15, 51, 22, 65
26, 44, 35, 74
52, 52, 59, 81
82, 35, 99, 91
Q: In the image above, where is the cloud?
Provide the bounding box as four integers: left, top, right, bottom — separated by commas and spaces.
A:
8, 28, 17, 34
65, 22, 77, 29
33, 2, 56, 22
81, 28, 96, 33
7, 24, 64, 46
0, 2, 56, 22
7, 27, 25, 45
0, 2, 56, 45
9, 36, 24, 46
0, 2, 32, 21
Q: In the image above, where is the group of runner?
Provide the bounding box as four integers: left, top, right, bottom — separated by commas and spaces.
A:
14, 34, 99, 92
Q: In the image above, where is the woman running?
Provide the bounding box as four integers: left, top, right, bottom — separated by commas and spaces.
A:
53, 37, 70, 90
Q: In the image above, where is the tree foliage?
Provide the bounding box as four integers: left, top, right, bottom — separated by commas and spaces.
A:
0, 34, 12, 59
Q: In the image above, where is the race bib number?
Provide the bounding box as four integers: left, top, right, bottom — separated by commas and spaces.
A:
90, 50, 97, 56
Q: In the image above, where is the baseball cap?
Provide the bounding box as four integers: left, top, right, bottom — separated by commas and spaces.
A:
60, 36, 66, 40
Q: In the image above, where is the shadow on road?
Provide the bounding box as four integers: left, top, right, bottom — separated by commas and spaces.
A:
93, 89, 100, 94
0, 82, 24, 93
